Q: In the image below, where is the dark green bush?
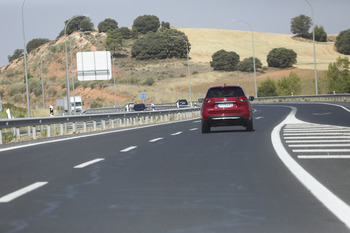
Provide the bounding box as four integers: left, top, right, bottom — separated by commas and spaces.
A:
267, 48, 297, 68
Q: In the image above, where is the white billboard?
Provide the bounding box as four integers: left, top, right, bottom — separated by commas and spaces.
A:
77, 51, 112, 81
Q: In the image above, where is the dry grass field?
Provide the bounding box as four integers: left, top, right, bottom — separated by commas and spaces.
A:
1, 28, 349, 114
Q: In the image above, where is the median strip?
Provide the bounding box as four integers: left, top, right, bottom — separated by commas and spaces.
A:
0, 182, 48, 203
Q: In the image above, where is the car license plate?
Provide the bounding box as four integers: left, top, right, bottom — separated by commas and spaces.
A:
218, 103, 233, 108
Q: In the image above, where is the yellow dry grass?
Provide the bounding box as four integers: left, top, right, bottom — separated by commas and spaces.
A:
178, 28, 350, 70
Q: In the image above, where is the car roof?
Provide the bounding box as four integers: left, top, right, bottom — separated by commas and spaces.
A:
208, 84, 241, 89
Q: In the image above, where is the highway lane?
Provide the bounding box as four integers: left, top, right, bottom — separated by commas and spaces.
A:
0, 103, 350, 232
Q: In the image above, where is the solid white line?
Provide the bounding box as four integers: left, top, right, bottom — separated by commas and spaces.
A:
171, 132, 182, 136
298, 155, 350, 159
74, 158, 105, 168
120, 146, 137, 152
0, 182, 48, 203
149, 137, 163, 142
189, 128, 198, 131
271, 106, 350, 229
289, 144, 350, 148
284, 129, 350, 132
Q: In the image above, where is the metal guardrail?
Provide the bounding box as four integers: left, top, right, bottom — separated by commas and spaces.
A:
0, 107, 201, 145
255, 94, 350, 103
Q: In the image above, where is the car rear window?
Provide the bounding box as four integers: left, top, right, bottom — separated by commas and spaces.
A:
206, 87, 244, 98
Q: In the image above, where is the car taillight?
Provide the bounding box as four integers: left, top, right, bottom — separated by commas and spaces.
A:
239, 96, 248, 102
204, 98, 212, 103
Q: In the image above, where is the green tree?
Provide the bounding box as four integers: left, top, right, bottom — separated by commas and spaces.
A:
277, 72, 302, 96
267, 48, 297, 68
131, 29, 190, 60
327, 57, 350, 93
8, 49, 24, 63
291, 14, 312, 38
132, 15, 160, 34
27, 38, 50, 53
237, 57, 262, 72
116, 27, 131, 39
258, 78, 278, 97
210, 50, 240, 71
98, 18, 118, 33
314, 25, 327, 42
335, 29, 350, 55
161, 21, 170, 30
57, 16, 94, 38
105, 30, 123, 56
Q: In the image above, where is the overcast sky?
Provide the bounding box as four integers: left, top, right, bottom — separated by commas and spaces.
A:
0, 0, 349, 67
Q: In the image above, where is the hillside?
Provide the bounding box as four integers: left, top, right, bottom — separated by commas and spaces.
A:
0, 28, 349, 115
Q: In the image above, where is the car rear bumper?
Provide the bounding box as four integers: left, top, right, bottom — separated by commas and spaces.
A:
203, 115, 250, 127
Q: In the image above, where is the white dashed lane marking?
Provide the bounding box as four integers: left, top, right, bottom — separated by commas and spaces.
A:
74, 158, 105, 168
120, 146, 137, 152
149, 138, 163, 142
0, 182, 48, 203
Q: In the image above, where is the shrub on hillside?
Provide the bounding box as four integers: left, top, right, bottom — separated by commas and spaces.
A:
327, 57, 350, 93
98, 18, 118, 33
132, 15, 160, 34
267, 48, 297, 68
210, 50, 240, 71
314, 25, 327, 42
27, 38, 50, 53
237, 57, 262, 72
257, 78, 278, 97
335, 29, 350, 55
277, 72, 302, 96
131, 29, 190, 60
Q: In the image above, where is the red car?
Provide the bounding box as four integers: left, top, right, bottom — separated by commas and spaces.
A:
201, 85, 254, 133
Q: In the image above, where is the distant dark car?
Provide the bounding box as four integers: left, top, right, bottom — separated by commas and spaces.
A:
176, 99, 188, 108
133, 103, 146, 111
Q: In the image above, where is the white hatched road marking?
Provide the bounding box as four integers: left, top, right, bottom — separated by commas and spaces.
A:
74, 158, 105, 168
272, 106, 350, 228
0, 182, 48, 203
120, 146, 137, 152
283, 123, 350, 159
149, 137, 163, 142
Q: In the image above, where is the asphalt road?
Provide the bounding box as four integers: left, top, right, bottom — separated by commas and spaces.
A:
0, 103, 350, 233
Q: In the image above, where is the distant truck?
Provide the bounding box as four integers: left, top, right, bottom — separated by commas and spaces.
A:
64, 96, 83, 113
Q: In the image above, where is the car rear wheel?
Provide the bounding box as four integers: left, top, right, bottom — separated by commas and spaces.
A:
202, 121, 210, 133
246, 119, 254, 131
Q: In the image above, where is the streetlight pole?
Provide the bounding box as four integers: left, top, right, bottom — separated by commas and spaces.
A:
69, 37, 77, 114
22, 0, 30, 117
64, 15, 87, 115
171, 36, 192, 106
232, 19, 257, 98
305, 0, 318, 95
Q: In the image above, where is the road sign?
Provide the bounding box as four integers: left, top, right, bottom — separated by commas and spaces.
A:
140, 93, 146, 100
76, 51, 112, 81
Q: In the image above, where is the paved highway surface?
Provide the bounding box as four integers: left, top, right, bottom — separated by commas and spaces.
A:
0, 103, 350, 233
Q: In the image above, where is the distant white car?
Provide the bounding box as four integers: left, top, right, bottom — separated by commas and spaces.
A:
125, 103, 134, 111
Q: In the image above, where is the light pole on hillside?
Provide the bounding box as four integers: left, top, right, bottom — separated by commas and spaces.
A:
305, 0, 318, 95
64, 15, 88, 115
170, 36, 192, 106
22, 0, 30, 117
232, 19, 257, 98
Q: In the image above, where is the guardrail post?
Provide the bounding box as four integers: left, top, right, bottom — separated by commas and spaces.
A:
0, 130, 2, 145
83, 121, 87, 132
93, 121, 97, 131
47, 125, 51, 137
102, 120, 106, 130
15, 128, 20, 139
27, 126, 31, 137
32, 126, 36, 140
72, 122, 76, 134
110, 119, 114, 128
